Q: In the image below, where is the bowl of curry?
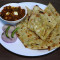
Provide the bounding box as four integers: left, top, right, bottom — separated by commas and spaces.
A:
0, 3, 27, 25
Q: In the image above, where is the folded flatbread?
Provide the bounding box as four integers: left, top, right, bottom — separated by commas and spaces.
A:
44, 3, 60, 50
28, 5, 57, 40
44, 3, 60, 39
16, 7, 48, 49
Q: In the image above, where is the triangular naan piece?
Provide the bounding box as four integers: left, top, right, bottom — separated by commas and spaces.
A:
44, 3, 59, 17
44, 3, 60, 50
28, 5, 57, 40
44, 3, 60, 39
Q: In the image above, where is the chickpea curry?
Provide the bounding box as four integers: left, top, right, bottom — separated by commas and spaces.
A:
0, 6, 25, 21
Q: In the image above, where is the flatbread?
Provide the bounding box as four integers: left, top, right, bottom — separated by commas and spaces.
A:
44, 3, 60, 39
44, 3, 60, 50
28, 5, 57, 40
16, 20, 48, 49
16, 5, 60, 50
44, 3, 60, 24
44, 3, 59, 18
16, 7, 48, 49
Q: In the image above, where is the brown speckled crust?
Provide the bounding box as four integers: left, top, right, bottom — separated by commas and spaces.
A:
39, 11, 45, 14
48, 46, 51, 50
28, 5, 57, 40
16, 5, 60, 50
36, 14, 40, 17
44, 3, 60, 50
16, 32, 20, 37
16, 7, 48, 50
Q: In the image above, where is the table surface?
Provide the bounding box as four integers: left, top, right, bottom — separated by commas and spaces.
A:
0, 0, 60, 60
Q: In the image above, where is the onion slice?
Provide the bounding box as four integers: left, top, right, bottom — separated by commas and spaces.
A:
2, 25, 16, 33
1, 32, 17, 43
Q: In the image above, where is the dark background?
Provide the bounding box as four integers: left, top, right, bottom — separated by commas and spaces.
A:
0, 0, 60, 60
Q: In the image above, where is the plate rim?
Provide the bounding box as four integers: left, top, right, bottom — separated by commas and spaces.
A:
0, 43, 57, 57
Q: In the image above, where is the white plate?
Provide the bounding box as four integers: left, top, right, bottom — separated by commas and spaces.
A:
0, 2, 56, 57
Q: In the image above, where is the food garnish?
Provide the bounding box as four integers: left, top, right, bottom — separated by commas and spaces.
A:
1, 25, 17, 43
5, 26, 10, 38
1, 32, 17, 43
11, 27, 19, 38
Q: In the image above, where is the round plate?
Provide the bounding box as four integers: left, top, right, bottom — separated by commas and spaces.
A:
0, 2, 56, 57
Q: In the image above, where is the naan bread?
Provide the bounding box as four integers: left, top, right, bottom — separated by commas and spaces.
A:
44, 3, 60, 24
44, 3, 59, 18
46, 35, 60, 50
28, 5, 57, 40
44, 3, 60, 39
44, 3, 60, 50
16, 7, 48, 49
16, 5, 60, 50
16, 20, 48, 49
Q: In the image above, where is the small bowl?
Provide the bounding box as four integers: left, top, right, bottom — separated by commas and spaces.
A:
0, 3, 27, 25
